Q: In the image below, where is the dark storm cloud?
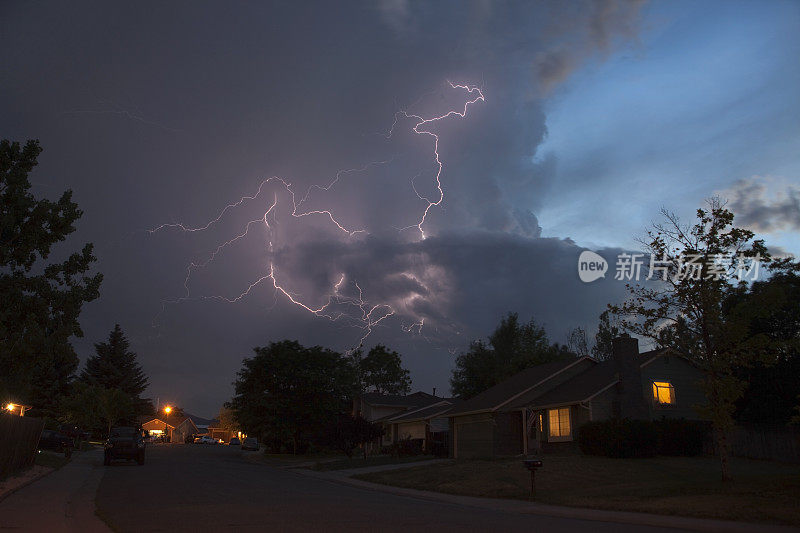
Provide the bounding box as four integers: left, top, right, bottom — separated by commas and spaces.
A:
725, 178, 800, 233
1, 1, 644, 415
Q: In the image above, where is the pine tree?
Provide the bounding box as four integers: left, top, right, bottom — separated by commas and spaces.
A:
81, 325, 149, 411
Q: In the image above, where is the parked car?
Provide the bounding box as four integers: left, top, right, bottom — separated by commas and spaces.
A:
229, 437, 241, 446
195, 435, 217, 444
241, 437, 259, 451
38, 429, 73, 458
104, 426, 145, 465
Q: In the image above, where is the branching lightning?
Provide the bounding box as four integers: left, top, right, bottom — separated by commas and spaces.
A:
150, 82, 484, 348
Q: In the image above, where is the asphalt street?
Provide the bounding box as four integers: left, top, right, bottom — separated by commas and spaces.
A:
92, 444, 681, 532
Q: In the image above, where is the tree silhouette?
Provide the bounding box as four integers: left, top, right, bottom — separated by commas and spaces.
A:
81, 325, 149, 413
0, 139, 102, 415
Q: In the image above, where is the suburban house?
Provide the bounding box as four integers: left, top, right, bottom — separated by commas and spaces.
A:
381, 399, 455, 453
141, 415, 199, 443
447, 336, 707, 459
353, 391, 448, 451
206, 420, 238, 443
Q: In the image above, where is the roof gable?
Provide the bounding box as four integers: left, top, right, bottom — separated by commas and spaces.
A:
447, 357, 590, 417
361, 391, 438, 408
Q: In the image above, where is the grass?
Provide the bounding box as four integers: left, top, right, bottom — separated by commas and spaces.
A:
311, 454, 435, 471
34, 451, 71, 470
355, 454, 800, 526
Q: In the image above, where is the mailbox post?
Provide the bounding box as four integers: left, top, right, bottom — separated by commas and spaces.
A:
522, 458, 543, 500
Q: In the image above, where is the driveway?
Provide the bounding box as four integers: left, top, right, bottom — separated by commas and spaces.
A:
0, 449, 108, 532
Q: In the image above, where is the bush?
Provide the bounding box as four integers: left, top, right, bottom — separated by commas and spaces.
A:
394, 437, 423, 457
654, 418, 708, 456
579, 418, 710, 458
578, 419, 658, 458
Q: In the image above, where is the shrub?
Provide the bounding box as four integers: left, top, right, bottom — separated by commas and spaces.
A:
654, 418, 708, 456
396, 437, 423, 457
578, 419, 658, 458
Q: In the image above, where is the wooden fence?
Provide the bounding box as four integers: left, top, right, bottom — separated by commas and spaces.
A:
0, 413, 44, 478
727, 425, 800, 463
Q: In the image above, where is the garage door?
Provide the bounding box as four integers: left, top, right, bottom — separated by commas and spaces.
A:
455, 421, 493, 458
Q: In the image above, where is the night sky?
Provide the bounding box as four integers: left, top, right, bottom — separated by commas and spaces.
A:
2, 1, 798, 417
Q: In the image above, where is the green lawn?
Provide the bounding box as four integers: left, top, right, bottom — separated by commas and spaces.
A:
311, 455, 435, 471
355, 454, 800, 526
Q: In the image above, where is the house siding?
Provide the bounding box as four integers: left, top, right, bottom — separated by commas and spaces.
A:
451, 413, 493, 458
493, 411, 523, 456
641, 355, 707, 420
589, 386, 616, 421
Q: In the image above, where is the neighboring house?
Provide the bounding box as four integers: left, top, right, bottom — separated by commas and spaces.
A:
383, 399, 456, 453
352, 391, 442, 450
206, 420, 238, 443
142, 416, 199, 443
447, 336, 707, 459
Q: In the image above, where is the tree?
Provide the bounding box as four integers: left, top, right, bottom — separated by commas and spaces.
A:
592, 310, 622, 361
566, 327, 589, 357
325, 414, 383, 458
353, 344, 411, 394
217, 406, 238, 432
81, 325, 149, 414
230, 340, 358, 454
726, 259, 800, 426
96, 388, 135, 435
450, 312, 572, 400
610, 198, 770, 481
0, 139, 102, 414
61, 382, 135, 436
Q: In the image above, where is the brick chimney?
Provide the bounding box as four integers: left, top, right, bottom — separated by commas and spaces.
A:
612, 336, 649, 419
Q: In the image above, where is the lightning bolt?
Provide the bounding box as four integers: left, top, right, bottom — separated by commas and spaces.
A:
150, 81, 484, 348
389, 81, 485, 238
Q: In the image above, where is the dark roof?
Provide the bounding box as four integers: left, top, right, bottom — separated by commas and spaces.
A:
507, 361, 618, 409
389, 401, 455, 422
446, 358, 588, 416
506, 348, 673, 409
361, 391, 439, 408
186, 413, 215, 426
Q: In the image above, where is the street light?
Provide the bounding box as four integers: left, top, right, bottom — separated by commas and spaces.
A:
163, 406, 172, 443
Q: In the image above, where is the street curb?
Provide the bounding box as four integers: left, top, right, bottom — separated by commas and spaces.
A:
290, 468, 798, 533
0, 465, 55, 504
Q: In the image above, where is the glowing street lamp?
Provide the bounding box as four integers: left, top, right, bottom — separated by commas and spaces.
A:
4, 402, 31, 416
163, 406, 172, 442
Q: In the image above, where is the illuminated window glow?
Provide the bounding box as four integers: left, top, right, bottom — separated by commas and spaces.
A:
548, 407, 571, 438
652, 381, 676, 405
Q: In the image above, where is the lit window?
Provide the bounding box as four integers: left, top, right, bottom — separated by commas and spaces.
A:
652, 381, 675, 405
548, 407, 571, 439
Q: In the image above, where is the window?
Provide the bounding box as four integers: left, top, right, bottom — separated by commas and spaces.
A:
548, 407, 571, 440
652, 381, 676, 405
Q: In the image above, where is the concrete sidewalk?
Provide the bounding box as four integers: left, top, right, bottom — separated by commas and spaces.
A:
294, 463, 798, 533
0, 448, 110, 532
296, 458, 447, 476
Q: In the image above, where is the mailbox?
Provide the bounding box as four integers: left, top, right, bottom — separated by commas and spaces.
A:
522, 458, 543, 500
523, 459, 542, 470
